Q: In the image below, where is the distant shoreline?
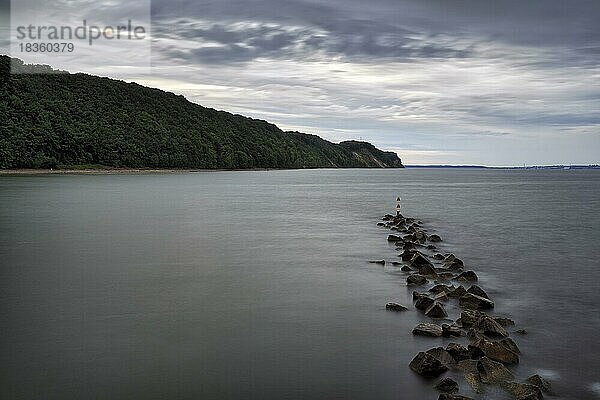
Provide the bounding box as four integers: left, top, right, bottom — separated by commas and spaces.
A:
1, 165, 598, 175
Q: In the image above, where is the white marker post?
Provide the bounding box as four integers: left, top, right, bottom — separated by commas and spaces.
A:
396, 196, 402, 216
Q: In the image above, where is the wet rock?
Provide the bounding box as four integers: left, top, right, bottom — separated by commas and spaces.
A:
457, 359, 479, 374
494, 317, 516, 327
471, 338, 520, 364
425, 302, 448, 318
434, 291, 449, 302
430, 284, 454, 294
413, 291, 429, 301
458, 309, 485, 328
429, 234, 443, 243
502, 381, 543, 400
387, 234, 404, 242
472, 315, 508, 337
515, 329, 528, 335
446, 343, 470, 362
526, 374, 553, 395
464, 372, 484, 394
433, 253, 445, 260
459, 293, 494, 310
401, 265, 412, 272
410, 252, 433, 267
454, 271, 478, 282
382, 214, 394, 221
435, 377, 459, 393
442, 324, 462, 337
500, 338, 521, 354
415, 295, 435, 311
399, 250, 415, 261
427, 244, 438, 250
377, 222, 386, 226
407, 274, 428, 286
413, 323, 443, 337
369, 260, 386, 265
409, 352, 448, 377
448, 285, 467, 298
477, 356, 513, 384
385, 302, 409, 312
418, 263, 439, 277
414, 231, 427, 244
438, 394, 474, 400
437, 272, 455, 280
426, 347, 456, 368
467, 285, 490, 300
391, 261, 402, 266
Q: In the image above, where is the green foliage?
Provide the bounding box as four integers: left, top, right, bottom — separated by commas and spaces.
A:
0, 56, 403, 170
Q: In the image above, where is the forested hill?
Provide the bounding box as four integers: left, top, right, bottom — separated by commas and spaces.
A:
0, 56, 403, 170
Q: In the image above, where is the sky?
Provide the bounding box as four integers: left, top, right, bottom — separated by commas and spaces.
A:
1, 0, 599, 166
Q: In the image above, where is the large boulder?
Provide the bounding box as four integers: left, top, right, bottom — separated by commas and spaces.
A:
425, 302, 448, 318
385, 302, 408, 312
426, 347, 456, 368
458, 309, 485, 328
435, 378, 458, 393
407, 274, 428, 286
477, 356, 513, 384
446, 343, 470, 362
399, 250, 415, 261
415, 295, 436, 311
472, 315, 508, 337
459, 293, 494, 310
409, 352, 448, 377
466, 285, 490, 299
500, 338, 521, 354
448, 285, 467, 298
433, 253, 445, 260
413, 323, 443, 337
442, 324, 462, 337
454, 271, 478, 282
502, 382, 543, 400
410, 252, 434, 267
430, 284, 455, 294
471, 338, 520, 364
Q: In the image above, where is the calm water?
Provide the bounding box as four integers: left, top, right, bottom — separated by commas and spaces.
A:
1, 169, 599, 400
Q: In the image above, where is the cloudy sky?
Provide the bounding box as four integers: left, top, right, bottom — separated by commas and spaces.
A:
1, 0, 599, 165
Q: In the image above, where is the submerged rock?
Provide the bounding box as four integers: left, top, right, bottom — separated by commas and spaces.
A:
435, 377, 459, 393
526, 374, 553, 395
413, 323, 443, 337
502, 381, 543, 400
369, 260, 386, 265
459, 293, 494, 310
425, 302, 448, 318
385, 302, 409, 312
409, 352, 449, 377
477, 356, 513, 384
407, 274, 428, 286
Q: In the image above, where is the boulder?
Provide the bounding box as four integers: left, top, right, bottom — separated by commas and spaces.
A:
387, 234, 404, 242
435, 377, 459, 393
410, 252, 433, 267
407, 274, 428, 286
442, 324, 462, 337
412, 323, 443, 337
445, 260, 464, 271
471, 338, 520, 364
418, 263, 439, 277
459, 293, 494, 310
385, 302, 408, 312
433, 253, 445, 260
448, 285, 467, 298
464, 372, 484, 393
472, 315, 508, 337
382, 214, 394, 221
526, 374, 553, 394
500, 338, 521, 354
400, 250, 415, 261
444, 254, 457, 263
369, 260, 386, 265
429, 234, 443, 242
409, 352, 448, 377
434, 291, 449, 302
426, 347, 456, 368
494, 317, 515, 327
391, 261, 402, 266
446, 343, 470, 362
454, 271, 478, 282
415, 295, 435, 311
414, 231, 427, 244
430, 284, 454, 294
477, 356, 513, 384
401, 265, 412, 272
425, 302, 448, 318
466, 285, 490, 300
502, 382, 543, 400
427, 244, 437, 250
458, 310, 485, 328
457, 359, 479, 374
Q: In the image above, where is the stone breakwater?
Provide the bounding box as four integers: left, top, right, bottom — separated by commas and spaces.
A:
377, 213, 554, 400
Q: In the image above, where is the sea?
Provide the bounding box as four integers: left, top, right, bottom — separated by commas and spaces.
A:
1, 169, 599, 399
